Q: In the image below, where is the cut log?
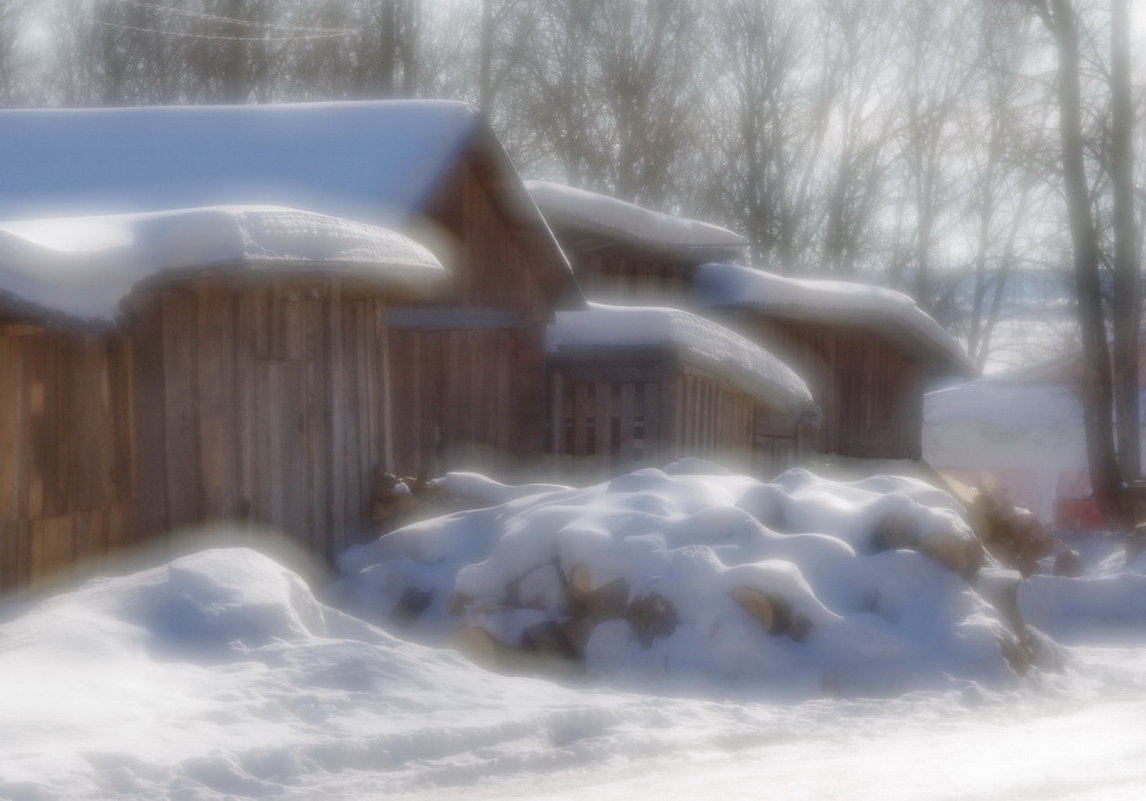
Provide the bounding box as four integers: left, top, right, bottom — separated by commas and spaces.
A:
567, 563, 628, 620
560, 616, 597, 659
1053, 546, 1083, 577
444, 625, 503, 670
918, 531, 981, 578
391, 586, 432, 627
521, 620, 577, 660
627, 593, 678, 647
515, 563, 567, 613
872, 511, 919, 552
446, 591, 473, 616
730, 586, 782, 635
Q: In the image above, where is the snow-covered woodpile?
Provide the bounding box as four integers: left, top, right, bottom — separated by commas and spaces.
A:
334, 464, 1043, 694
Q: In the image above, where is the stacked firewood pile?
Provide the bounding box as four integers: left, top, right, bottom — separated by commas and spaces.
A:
969, 487, 1081, 577
441, 562, 813, 676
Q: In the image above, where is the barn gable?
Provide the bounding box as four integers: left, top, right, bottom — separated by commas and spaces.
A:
525, 180, 744, 307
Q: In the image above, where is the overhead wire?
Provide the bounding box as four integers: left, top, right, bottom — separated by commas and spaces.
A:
92, 19, 355, 42
98, 0, 361, 40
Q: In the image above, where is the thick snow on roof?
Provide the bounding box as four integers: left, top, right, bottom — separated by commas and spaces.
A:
695, 263, 972, 375
525, 180, 746, 254
0, 101, 478, 223
0, 205, 445, 325
546, 303, 817, 417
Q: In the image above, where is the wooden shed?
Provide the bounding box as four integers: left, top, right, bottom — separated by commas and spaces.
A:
545, 305, 819, 480
694, 264, 975, 461
0, 100, 582, 483
525, 181, 745, 307
0, 206, 445, 592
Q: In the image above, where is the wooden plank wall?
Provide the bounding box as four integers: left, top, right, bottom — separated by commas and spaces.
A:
387, 326, 546, 478
748, 319, 925, 460
428, 160, 553, 322
1, 326, 137, 591
549, 365, 793, 479
133, 278, 392, 563
574, 252, 694, 306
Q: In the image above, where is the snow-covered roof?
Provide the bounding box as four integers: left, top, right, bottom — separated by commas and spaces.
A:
0, 205, 445, 326
525, 180, 746, 256
546, 303, 818, 418
0, 101, 479, 223
694, 263, 973, 376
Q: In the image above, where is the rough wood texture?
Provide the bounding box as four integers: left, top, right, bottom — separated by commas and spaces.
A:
387, 325, 546, 478
549, 354, 803, 480
740, 318, 925, 460
1, 326, 138, 590
130, 277, 392, 563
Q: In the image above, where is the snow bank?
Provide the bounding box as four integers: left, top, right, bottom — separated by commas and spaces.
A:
1020, 548, 1146, 642
335, 465, 1030, 697
547, 303, 817, 417
0, 101, 478, 223
0, 205, 444, 324
0, 547, 712, 799
694, 263, 972, 375
525, 180, 746, 253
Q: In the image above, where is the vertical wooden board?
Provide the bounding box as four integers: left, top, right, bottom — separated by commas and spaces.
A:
301, 293, 329, 547
387, 329, 414, 474
232, 291, 259, 526
334, 300, 359, 546
594, 381, 611, 461
194, 288, 239, 519
0, 336, 26, 519
325, 286, 347, 536
498, 331, 514, 451
549, 372, 565, 459
375, 301, 394, 475
160, 290, 206, 529
0, 521, 27, 592
572, 382, 591, 458
619, 382, 636, 464
644, 380, 664, 461
30, 514, 75, 583
23, 335, 54, 520
107, 334, 137, 506
130, 296, 171, 537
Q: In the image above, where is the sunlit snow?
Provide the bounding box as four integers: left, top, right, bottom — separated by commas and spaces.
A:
1, 466, 1144, 800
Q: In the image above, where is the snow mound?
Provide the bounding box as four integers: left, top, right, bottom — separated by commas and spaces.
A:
525, 179, 746, 253
335, 466, 1028, 697
1020, 548, 1146, 642
547, 303, 817, 417
0, 205, 445, 325
694, 263, 972, 376
1, 547, 705, 799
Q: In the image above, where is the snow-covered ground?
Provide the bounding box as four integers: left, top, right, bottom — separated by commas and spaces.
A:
2, 466, 1145, 800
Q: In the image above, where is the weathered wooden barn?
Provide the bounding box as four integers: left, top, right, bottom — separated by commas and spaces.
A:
527, 182, 974, 463
694, 264, 974, 460
0, 206, 446, 591
546, 305, 818, 479
0, 100, 581, 483
525, 181, 745, 307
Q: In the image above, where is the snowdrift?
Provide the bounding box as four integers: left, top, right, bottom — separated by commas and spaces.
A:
1020, 546, 1146, 642
335, 464, 1033, 697
0, 548, 699, 799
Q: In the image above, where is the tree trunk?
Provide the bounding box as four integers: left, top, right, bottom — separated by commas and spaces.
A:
1109, 0, 1140, 487
1046, 0, 1123, 521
